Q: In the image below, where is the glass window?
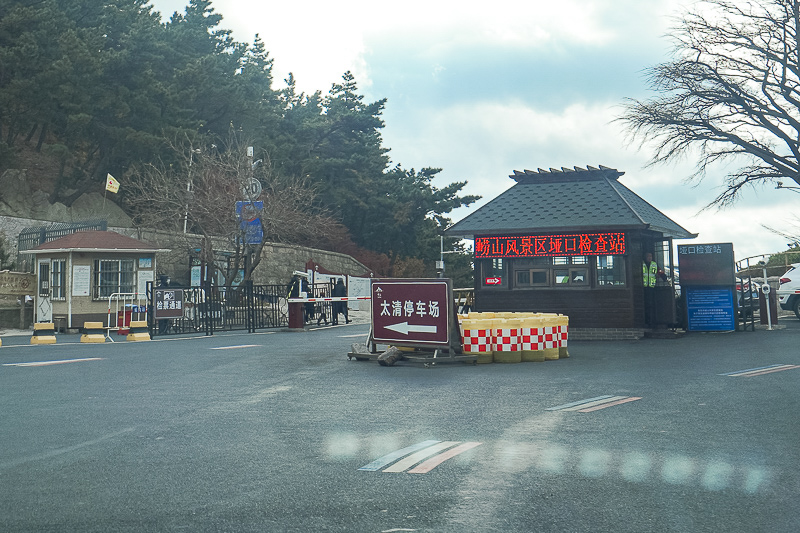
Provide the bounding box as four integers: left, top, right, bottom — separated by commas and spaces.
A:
571, 268, 588, 284
514, 269, 549, 287
38, 262, 50, 297
481, 258, 506, 288
505, 255, 624, 288
51, 260, 66, 300
596, 255, 626, 286
94, 259, 136, 299
531, 270, 548, 284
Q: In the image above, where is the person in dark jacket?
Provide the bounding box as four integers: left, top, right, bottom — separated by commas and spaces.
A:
331, 278, 350, 325
288, 274, 314, 324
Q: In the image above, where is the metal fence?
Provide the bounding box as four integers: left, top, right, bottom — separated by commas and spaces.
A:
17, 220, 107, 272
149, 281, 336, 336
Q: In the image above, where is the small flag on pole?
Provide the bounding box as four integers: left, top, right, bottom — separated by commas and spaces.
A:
105, 173, 120, 193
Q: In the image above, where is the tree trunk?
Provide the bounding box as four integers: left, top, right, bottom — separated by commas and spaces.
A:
35, 123, 47, 152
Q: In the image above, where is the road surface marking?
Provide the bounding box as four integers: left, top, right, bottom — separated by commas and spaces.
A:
562, 396, 629, 411
407, 442, 482, 473
358, 440, 440, 471
382, 441, 460, 473
720, 364, 800, 377
548, 395, 641, 412
579, 397, 642, 412
3, 358, 104, 367
0, 427, 135, 470
546, 395, 615, 411
210, 344, 261, 350
359, 440, 482, 473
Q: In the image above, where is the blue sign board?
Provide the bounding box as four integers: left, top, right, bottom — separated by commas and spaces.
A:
685, 286, 735, 331
235, 201, 263, 245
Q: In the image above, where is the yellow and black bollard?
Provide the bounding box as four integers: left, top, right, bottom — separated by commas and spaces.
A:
81, 322, 106, 343
126, 320, 151, 341
31, 322, 57, 345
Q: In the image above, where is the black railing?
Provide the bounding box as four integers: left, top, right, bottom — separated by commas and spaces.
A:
148, 281, 338, 336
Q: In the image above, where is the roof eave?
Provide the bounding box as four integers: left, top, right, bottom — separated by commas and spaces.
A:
24, 247, 170, 254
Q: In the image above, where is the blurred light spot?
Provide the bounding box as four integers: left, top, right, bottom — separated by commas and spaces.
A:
579, 449, 611, 478
662, 456, 695, 485
620, 451, 652, 483
496, 442, 534, 473
325, 433, 360, 459
537, 445, 568, 474
743, 467, 770, 494
702, 461, 733, 491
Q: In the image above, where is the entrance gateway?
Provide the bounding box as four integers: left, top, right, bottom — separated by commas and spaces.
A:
349, 278, 477, 365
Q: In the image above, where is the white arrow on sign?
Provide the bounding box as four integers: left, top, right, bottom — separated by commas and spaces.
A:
385, 322, 438, 335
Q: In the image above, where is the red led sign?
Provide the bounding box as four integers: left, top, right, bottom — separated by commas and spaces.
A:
475, 233, 626, 259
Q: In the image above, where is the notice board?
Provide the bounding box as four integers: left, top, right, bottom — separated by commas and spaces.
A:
678, 243, 736, 331
685, 287, 735, 331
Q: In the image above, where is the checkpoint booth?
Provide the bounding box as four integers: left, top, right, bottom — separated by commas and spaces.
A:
23, 230, 168, 332
445, 166, 697, 339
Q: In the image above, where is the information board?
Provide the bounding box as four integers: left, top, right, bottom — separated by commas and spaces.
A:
154, 289, 184, 319
685, 287, 735, 331
371, 278, 452, 347
72, 265, 91, 296
678, 243, 735, 286
0, 271, 34, 296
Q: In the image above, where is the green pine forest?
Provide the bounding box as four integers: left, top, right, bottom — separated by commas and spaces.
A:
0, 0, 480, 284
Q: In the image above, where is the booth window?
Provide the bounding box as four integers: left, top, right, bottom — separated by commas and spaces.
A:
481, 258, 507, 288
50, 260, 66, 300
512, 256, 590, 288
596, 255, 626, 286
94, 259, 135, 299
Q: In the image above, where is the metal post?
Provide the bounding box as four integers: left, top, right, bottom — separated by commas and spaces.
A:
761, 262, 773, 331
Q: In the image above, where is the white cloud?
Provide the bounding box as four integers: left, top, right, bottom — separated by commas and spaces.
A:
147, 0, 796, 259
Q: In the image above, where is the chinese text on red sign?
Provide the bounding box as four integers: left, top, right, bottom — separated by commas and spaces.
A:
474, 233, 626, 259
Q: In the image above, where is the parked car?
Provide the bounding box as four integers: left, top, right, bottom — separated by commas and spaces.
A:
736, 281, 760, 320
777, 263, 800, 319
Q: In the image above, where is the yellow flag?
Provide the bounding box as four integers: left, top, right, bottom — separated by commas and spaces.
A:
105, 173, 120, 193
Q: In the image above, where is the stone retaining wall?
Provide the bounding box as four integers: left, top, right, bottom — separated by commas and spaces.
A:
1, 215, 371, 286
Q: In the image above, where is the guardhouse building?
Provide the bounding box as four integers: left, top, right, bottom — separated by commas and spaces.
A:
445, 166, 696, 339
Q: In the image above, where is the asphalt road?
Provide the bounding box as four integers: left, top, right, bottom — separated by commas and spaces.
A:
1, 317, 798, 532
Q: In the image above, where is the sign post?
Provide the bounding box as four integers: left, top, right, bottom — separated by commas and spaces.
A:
677, 243, 736, 332
154, 289, 184, 320
349, 278, 476, 366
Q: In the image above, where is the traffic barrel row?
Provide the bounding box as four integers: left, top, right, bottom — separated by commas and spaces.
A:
460, 312, 568, 364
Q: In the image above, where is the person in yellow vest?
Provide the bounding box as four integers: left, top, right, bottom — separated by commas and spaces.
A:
642, 252, 666, 326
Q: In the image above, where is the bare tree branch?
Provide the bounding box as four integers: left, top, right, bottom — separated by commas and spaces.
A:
125, 131, 347, 287
619, 0, 800, 207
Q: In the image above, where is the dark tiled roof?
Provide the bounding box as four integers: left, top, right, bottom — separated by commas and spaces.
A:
26, 231, 166, 253
446, 166, 695, 239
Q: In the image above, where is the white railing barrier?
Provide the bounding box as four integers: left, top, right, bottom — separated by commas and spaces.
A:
106, 293, 148, 341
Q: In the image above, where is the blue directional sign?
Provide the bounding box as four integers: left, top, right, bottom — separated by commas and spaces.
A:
235, 201, 263, 245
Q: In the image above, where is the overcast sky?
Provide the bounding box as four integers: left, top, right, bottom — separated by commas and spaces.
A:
150, 0, 799, 261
